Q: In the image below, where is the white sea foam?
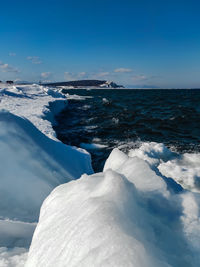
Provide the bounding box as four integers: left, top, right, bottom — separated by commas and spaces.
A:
112, 117, 119, 124
0, 247, 28, 267
65, 93, 93, 101
80, 142, 107, 150
80, 104, 91, 110
102, 97, 109, 104
83, 125, 98, 131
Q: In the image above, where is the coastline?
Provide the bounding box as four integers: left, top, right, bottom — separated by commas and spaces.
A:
0, 84, 200, 266
0, 84, 93, 266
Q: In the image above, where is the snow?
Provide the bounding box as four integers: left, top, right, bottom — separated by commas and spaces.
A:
128, 142, 175, 167
0, 84, 93, 266
1, 84, 200, 266
158, 153, 200, 192
128, 142, 200, 193
0, 84, 66, 140
26, 145, 200, 267
0, 110, 92, 222
104, 148, 169, 196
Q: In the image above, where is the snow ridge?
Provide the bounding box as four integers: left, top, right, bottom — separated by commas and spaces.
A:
26, 147, 200, 267
0, 84, 93, 265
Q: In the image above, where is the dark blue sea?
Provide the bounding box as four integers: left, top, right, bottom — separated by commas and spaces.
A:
54, 89, 200, 172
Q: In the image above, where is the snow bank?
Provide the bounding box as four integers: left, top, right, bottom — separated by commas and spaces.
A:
0, 111, 92, 222
0, 84, 93, 265
26, 145, 200, 267
159, 153, 200, 192
1, 84, 200, 266
104, 148, 169, 196
128, 142, 200, 193
0, 84, 66, 140
128, 142, 175, 167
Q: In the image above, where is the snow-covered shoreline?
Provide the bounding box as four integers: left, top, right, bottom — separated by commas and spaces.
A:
27, 145, 200, 267
0, 84, 93, 266
0, 84, 67, 140
0, 84, 200, 266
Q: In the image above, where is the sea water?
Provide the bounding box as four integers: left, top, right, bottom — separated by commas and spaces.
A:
54, 89, 200, 172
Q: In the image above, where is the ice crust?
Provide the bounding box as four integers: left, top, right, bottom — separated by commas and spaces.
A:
27, 146, 200, 267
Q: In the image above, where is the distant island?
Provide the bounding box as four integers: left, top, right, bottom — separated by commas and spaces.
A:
42, 80, 124, 89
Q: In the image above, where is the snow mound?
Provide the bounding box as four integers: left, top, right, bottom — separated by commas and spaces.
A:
26, 148, 200, 267
104, 148, 169, 196
127, 142, 200, 193
128, 142, 175, 167
0, 110, 92, 222
159, 153, 200, 192
0, 84, 95, 266
0, 84, 93, 262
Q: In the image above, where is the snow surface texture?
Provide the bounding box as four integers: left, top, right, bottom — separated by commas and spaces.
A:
0, 84, 66, 140
128, 142, 200, 193
27, 144, 200, 267
1, 84, 200, 266
0, 85, 93, 265
0, 111, 92, 223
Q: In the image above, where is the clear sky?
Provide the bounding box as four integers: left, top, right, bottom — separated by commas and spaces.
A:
0, 0, 200, 88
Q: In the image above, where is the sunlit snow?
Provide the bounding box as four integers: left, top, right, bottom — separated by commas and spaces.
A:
0, 84, 200, 266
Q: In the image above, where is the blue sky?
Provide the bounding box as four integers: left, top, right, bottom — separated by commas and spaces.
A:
0, 0, 200, 87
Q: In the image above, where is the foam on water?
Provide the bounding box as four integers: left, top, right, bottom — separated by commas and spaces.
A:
80, 143, 108, 150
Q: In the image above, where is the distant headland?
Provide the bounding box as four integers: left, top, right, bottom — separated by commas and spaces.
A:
42, 80, 124, 89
